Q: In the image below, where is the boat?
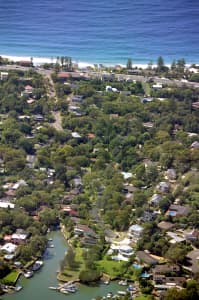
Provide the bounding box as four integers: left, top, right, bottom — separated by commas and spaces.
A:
60, 288, 69, 294
49, 286, 58, 290
24, 270, 33, 278
15, 286, 23, 292
104, 280, 110, 285
106, 292, 113, 298
117, 291, 126, 295
127, 284, 134, 291
32, 260, 44, 271
65, 287, 77, 293
118, 280, 127, 286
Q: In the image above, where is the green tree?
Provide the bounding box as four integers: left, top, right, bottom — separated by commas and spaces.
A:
157, 56, 165, 72
126, 58, 133, 69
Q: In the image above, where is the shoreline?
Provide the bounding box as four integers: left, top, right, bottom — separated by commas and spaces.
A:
1, 54, 198, 70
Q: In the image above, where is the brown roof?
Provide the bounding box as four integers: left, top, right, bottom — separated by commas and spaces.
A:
57, 72, 71, 78
87, 133, 96, 139
136, 251, 158, 265
153, 264, 180, 274
157, 221, 174, 231
165, 277, 186, 286
166, 204, 190, 217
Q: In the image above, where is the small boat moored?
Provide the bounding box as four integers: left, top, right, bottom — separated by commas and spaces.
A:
24, 270, 33, 278
117, 290, 127, 296
32, 260, 44, 271
15, 286, 23, 292
49, 286, 58, 290
118, 280, 127, 286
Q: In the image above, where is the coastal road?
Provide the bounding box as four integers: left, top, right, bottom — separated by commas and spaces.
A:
1, 64, 199, 89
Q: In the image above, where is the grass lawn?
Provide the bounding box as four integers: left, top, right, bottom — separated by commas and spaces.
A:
24, 259, 35, 269
97, 258, 128, 279
1, 270, 21, 285
58, 246, 85, 281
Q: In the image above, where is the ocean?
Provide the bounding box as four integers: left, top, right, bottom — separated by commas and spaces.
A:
0, 0, 198, 66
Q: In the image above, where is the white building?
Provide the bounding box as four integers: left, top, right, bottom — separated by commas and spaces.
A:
0, 72, 8, 80
1, 243, 17, 254
0, 202, 15, 209
128, 224, 143, 242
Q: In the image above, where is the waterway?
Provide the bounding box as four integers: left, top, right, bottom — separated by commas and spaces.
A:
4, 231, 125, 300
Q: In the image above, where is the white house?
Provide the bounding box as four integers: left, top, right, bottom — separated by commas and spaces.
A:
128, 224, 143, 242
1, 243, 17, 254
0, 72, 8, 80
0, 202, 15, 209
119, 245, 134, 257
152, 83, 162, 89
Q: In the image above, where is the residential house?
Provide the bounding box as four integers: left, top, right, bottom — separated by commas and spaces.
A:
166, 204, 190, 217
74, 224, 96, 238
153, 275, 186, 288
12, 179, 27, 190
141, 211, 155, 222
143, 122, 154, 128
21, 85, 33, 97
71, 132, 81, 138
157, 221, 174, 231
136, 251, 158, 266
123, 184, 137, 194
87, 133, 96, 139
11, 231, 28, 244
156, 182, 170, 193
0, 72, 8, 80
33, 114, 44, 122
165, 168, 177, 181
192, 102, 199, 109
3, 235, 12, 242
190, 141, 199, 149
0, 201, 15, 209
128, 224, 143, 242
61, 205, 78, 217
166, 231, 186, 244
26, 155, 37, 168
109, 240, 134, 262
72, 176, 82, 188
62, 189, 80, 204
119, 245, 134, 258
181, 228, 199, 241
18, 60, 33, 67
121, 172, 133, 180
153, 263, 180, 275
149, 194, 162, 206
81, 236, 98, 246
57, 72, 71, 81
186, 249, 199, 273
152, 83, 163, 89
71, 95, 84, 103
68, 105, 81, 114
0, 243, 17, 254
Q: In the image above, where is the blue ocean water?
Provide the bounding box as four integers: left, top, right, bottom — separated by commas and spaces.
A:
0, 0, 198, 65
